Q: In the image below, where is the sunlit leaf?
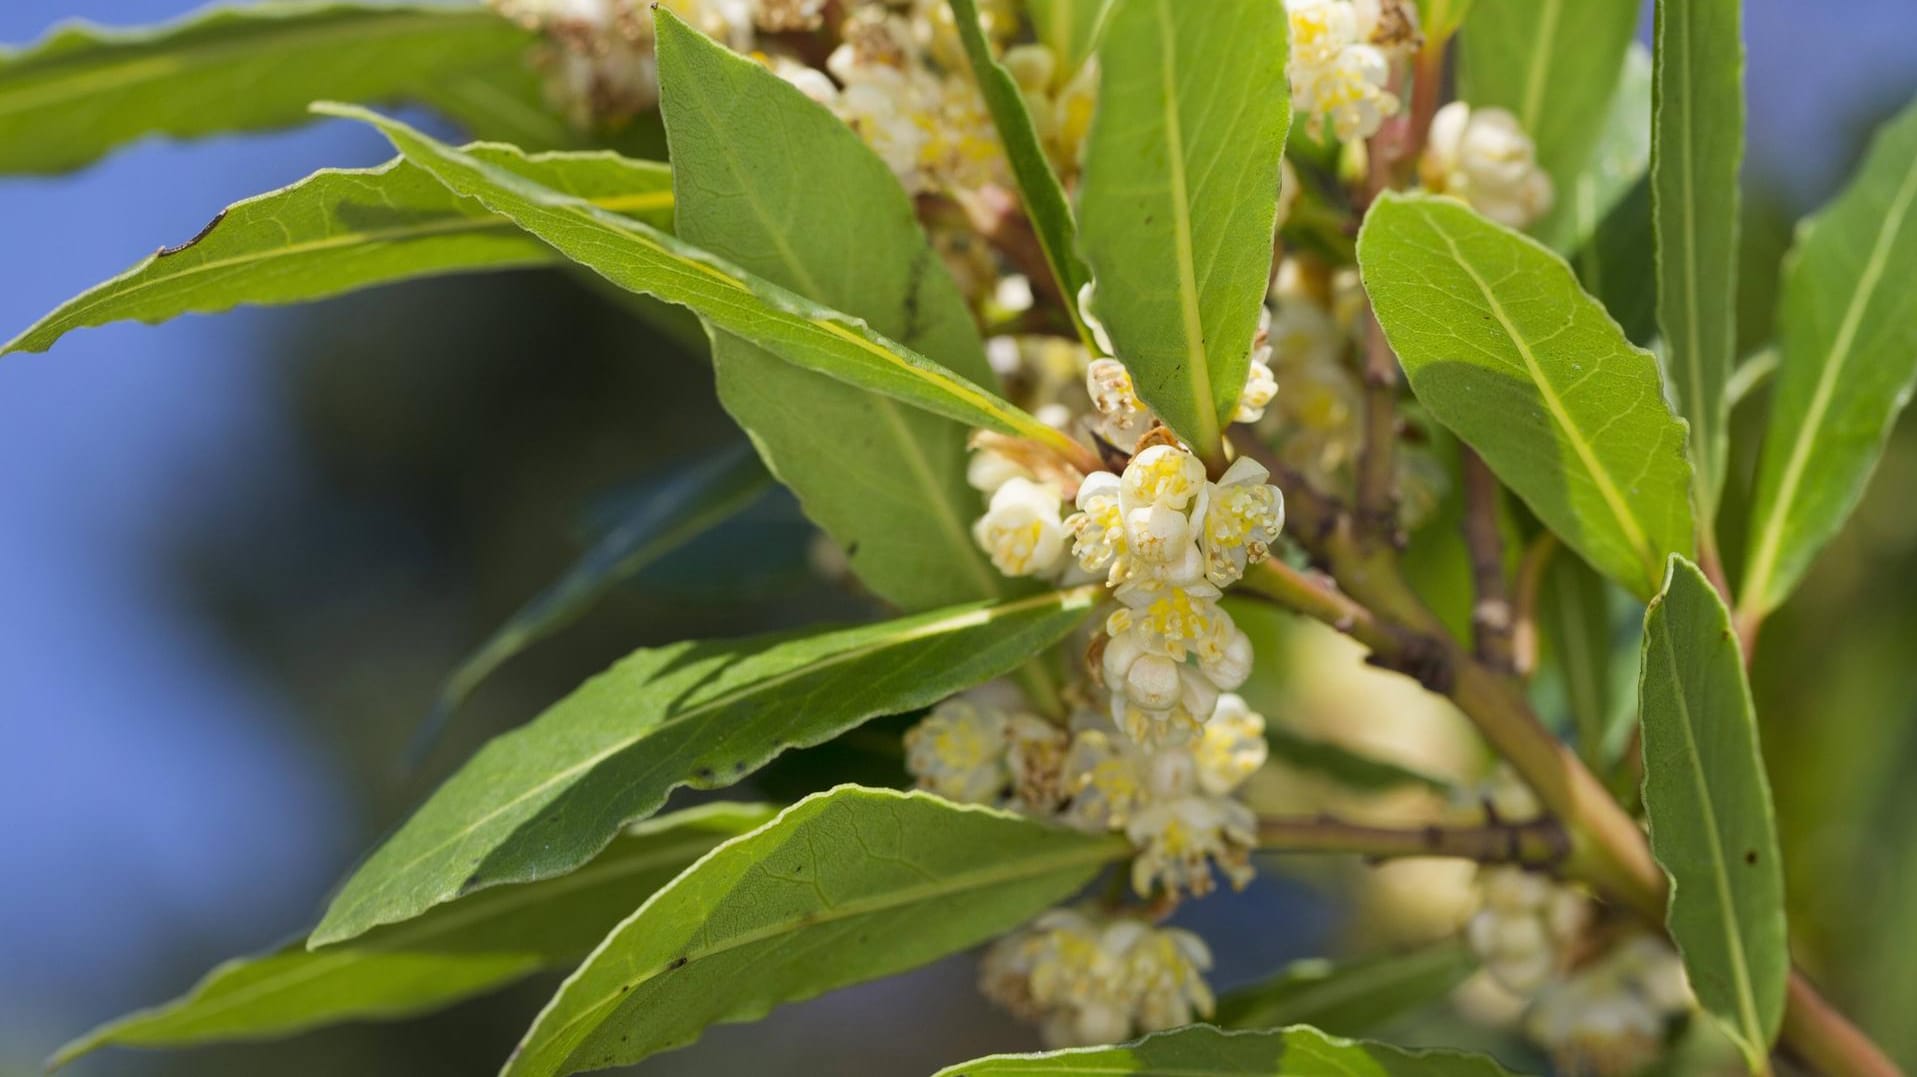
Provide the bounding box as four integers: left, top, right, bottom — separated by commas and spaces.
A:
1639, 556, 1787, 1068
1740, 99, 1917, 619
5, 149, 673, 356
318, 103, 1086, 460
654, 13, 1014, 611
309, 585, 1099, 946
1078, 0, 1289, 450
504, 787, 1124, 1076
48, 804, 774, 1068
931, 1024, 1516, 1076
1216, 942, 1476, 1036
0, 2, 533, 175
1359, 192, 1695, 600
1653, 0, 1745, 518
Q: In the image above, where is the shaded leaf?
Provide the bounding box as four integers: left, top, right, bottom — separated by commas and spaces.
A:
1457, 0, 1641, 249
504, 787, 1124, 1075
1265, 727, 1454, 796
49, 804, 774, 1068
654, 13, 1011, 611
416, 445, 772, 756
1215, 942, 1476, 1036
1024, 0, 1110, 76
1540, 547, 1620, 767
1566, 46, 1655, 345
5, 149, 673, 357
1639, 556, 1787, 1068
317, 104, 1085, 460
1359, 192, 1695, 600
1653, 0, 1745, 518
0, 2, 532, 175
309, 584, 1100, 946
1078, 0, 1289, 450
948, 0, 1093, 340
1741, 99, 1917, 619
932, 1024, 1516, 1076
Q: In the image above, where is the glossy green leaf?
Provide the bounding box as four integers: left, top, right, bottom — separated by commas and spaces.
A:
653, 14, 1010, 612
416, 445, 772, 757
1567, 46, 1654, 345
1639, 556, 1787, 1068
1741, 99, 1917, 619
932, 1024, 1516, 1076
310, 584, 1100, 946
1216, 943, 1476, 1037
5, 149, 673, 357
1457, 0, 1640, 249
504, 787, 1124, 1076
1078, 0, 1289, 450
1025, 0, 1110, 75
1359, 192, 1695, 600
948, 0, 1092, 342
49, 804, 774, 1068
1653, 0, 1744, 519
0, 2, 533, 176
317, 104, 1085, 460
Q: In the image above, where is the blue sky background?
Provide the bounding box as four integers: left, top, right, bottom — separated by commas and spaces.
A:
2, 0, 1915, 1072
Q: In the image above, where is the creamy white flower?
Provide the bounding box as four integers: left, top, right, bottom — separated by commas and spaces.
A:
1193, 693, 1268, 794
1525, 934, 1692, 1076
904, 694, 1068, 811
981, 908, 1215, 1047
752, 0, 826, 32
1127, 794, 1257, 898
1196, 456, 1285, 587
770, 56, 839, 104
1420, 101, 1554, 229
974, 477, 1068, 578
1285, 0, 1405, 142
1466, 865, 1593, 996
1087, 358, 1156, 450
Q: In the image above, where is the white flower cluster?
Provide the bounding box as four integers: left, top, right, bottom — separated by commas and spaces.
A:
903, 689, 1068, 813
1419, 101, 1554, 230
1466, 866, 1591, 994
1071, 447, 1280, 745
1283, 0, 1418, 142
1527, 935, 1693, 1076
1081, 287, 1280, 449
490, 0, 759, 128
1001, 46, 1100, 182
980, 907, 1214, 1048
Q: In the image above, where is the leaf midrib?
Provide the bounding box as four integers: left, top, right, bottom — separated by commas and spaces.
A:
535, 830, 1124, 1064
1744, 151, 1917, 607
318, 586, 1094, 937
0, 10, 504, 118
1152, 0, 1220, 440
1652, 617, 1765, 1055
1664, 0, 1719, 507
1428, 207, 1658, 576
1519, 0, 1564, 134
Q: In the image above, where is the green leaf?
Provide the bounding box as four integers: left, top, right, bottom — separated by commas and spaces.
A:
1740, 99, 1917, 619
1215, 942, 1476, 1036
309, 585, 1100, 946
1359, 192, 1696, 600
1540, 547, 1619, 767
316, 104, 1086, 461
1567, 47, 1654, 345
49, 803, 774, 1068
417, 445, 772, 756
0, 2, 533, 176
948, 0, 1093, 342
4, 149, 673, 357
931, 1024, 1517, 1076
1025, 0, 1110, 76
653, 14, 1010, 612
504, 787, 1124, 1076
1638, 556, 1787, 1068
1457, 0, 1641, 249
1653, 0, 1744, 520
1078, 0, 1289, 450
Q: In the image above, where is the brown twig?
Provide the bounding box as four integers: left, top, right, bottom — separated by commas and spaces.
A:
1510, 531, 1558, 679
1257, 813, 1569, 869
1460, 448, 1516, 674
1353, 310, 1404, 548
